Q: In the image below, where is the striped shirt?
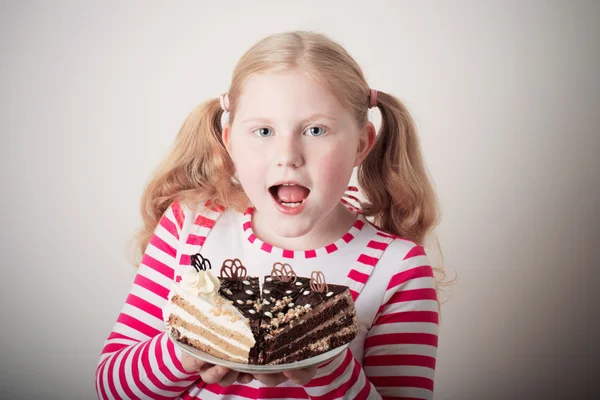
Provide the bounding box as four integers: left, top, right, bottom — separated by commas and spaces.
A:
96, 200, 439, 399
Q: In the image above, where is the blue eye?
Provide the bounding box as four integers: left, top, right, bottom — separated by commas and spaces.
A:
254, 127, 272, 137
305, 126, 325, 137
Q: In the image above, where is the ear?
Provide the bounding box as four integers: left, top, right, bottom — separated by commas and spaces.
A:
222, 122, 232, 153
354, 121, 376, 166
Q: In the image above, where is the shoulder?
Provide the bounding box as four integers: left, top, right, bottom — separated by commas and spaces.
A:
361, 216, 426, 261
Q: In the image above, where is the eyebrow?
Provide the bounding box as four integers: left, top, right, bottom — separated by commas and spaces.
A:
240, 114, 339, 125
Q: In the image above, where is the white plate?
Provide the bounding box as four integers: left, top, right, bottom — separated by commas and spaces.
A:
170, 333, 348, 374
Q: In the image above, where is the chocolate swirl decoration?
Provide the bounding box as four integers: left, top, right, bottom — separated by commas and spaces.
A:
270, 262, 297, 283
191, 253, 212, 272
220, 258, 247, 280
310, 270, 328, 293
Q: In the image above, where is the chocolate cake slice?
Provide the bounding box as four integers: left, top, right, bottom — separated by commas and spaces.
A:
258, 267, 360, 365
217, 259, 263, 363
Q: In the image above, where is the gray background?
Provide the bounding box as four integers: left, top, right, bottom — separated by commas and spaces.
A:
1, 1, 598, 399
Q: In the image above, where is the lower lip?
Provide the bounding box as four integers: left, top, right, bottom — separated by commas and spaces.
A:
271, 195, 308, 215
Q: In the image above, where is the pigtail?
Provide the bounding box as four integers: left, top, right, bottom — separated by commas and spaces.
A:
359, 91, 449, 293
130, 98, 246, 267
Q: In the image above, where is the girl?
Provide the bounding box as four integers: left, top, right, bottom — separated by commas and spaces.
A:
96, 31, 443, 400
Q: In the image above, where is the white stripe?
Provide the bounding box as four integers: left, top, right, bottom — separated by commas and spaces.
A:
112, 321, 153, 342
344, 364, 373, 399
134, 263, 173, 294
383, 276, 436, 303
123, 341, 149, 398
365, 365, 436, 380
156, 215, 181, 249
379, 299, 439, 315
120, 303, 162, 330
306, 354, 353, 395
313, 349, 347, 379
131, 278, 169, 307
364, 343, 437, 358
368, 321, 439, 336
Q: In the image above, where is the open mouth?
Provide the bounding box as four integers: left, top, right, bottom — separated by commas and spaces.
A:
269, 183, 310, 208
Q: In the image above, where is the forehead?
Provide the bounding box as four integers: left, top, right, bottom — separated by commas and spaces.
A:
234, 69, 351, 122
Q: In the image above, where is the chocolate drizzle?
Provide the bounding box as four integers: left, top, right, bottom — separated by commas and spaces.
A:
220, 258, 247, 280
270, 262, 297, 283
190, 253, 211, 272
310, 271, 328, 293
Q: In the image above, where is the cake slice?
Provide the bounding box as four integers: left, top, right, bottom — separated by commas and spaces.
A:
258, 266, 360, 365
164, 254, 256, 363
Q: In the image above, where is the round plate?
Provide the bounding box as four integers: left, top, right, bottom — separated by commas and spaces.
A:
170, 333, 349, 374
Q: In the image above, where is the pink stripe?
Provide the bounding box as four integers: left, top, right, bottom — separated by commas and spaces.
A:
341, 232, 354, 243
365, 333, 438, 349
127, 294, 162, 321
179, 254, 191, 266
357, 253, 377, 266
354, 219, 365, 229
243, 221, 251, 231
356, 378, 371, 399
106, 354, 121, 399
261, 242, 273, 253
116, 313, 161, 338
350, 289, 359, 301
348, 269, 369, 284
186, 234, 206, 246
101, 342, 128, 355
194, 215, 215, 228
306, 349, 352, 387
133, 274, 169, 299
367, 240, 388, 250
376, 310, 439, 325
282, 249, 294, 258
377, 288, 439, 315
118, 345, 142, 400
404, 245, 427, 259
149, 234, 176, 258
363, 354, 436, 369
370, 375, 434, 391
248, 234, 257, 243
305, 249, 317, 258
258, 386, 308, 398
160, 216, 179, 241
142, 254, 174, 280
171, 201, 184, 230
244, 207, 253, 215
325, 243, 337, 253
387, 266, 434, 290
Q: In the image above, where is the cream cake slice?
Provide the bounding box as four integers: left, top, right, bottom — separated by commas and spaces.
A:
164, 254, 256, 363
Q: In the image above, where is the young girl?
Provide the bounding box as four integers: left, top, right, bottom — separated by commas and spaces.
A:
96, 31, 443, 400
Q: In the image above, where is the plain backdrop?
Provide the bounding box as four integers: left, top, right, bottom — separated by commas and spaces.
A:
1, 1, 598, 399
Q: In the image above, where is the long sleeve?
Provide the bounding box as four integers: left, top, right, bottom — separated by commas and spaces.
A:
95, 201, 199, 400
363, 245, 439, 399
303, 244, 439, 400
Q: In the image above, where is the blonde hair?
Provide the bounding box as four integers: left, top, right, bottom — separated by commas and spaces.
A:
132, 30, 451, 296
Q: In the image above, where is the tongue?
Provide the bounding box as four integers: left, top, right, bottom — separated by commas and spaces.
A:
276, 185, 310, 203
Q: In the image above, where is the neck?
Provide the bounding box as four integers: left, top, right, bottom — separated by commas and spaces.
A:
250, 203, 357, 251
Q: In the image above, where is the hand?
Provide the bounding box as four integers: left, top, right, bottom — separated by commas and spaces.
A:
181, 352, 254, 386
253, 365, 318, 387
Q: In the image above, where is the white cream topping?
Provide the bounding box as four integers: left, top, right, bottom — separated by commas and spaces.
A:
180, 269, 220, 296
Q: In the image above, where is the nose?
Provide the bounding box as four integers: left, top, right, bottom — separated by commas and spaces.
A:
275, 134, 304, 168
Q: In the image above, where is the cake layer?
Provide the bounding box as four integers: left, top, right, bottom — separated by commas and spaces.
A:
260, 312, 358, 364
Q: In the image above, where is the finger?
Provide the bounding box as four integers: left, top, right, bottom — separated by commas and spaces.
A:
199, 365, 229, 384
219, 369, 239, 387
283, 366, 318, 386
253, 373, 289, 387
236, 373, 254, 384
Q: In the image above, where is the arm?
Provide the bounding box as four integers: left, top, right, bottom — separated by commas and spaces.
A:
95, 201, 199, 400
303, 245, 439, 400
363, 245, 439, 399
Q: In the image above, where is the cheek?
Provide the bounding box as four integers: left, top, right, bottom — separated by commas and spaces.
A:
315, 148, 355, 191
